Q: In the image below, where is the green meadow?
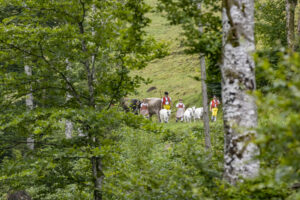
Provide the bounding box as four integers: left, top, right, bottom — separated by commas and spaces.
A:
130, 0, 203, 108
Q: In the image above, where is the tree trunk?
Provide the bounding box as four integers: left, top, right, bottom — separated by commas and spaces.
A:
222, 0, 259, 184
297, 7, 300, 48
286, 0, 297, 50
298, 8, 300, 36
197, 3, 211, 150
200, 55, 211, 150
65, 59, 73, 139
65, 120, 73, 139
24, 65, 34, 150
90, 5, 103, 200
78, 4, 103, 199
92, 147, 104, 200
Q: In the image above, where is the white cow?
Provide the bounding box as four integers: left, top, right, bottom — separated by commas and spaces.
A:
184, 107, 195, 122
160, 109, 171, 123
194, 107, 203, 121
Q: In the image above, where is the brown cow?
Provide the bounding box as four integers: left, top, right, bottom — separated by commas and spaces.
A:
144, 98, 162, 121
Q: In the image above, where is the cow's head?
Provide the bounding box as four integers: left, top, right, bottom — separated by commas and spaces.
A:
192, 106, 196, 112
191, 106, 196, 115
130, 99, 141, 115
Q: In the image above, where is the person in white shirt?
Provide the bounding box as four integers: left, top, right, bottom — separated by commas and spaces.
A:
176, 99, 185, 122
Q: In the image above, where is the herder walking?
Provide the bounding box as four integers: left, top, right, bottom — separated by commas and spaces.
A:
140, 99, 149, 119
176, 99, 185, 122
161, 92, 172, 110
210, 95, 220, 122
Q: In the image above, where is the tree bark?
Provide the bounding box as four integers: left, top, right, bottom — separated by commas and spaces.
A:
297, 6, 300, 47
222, 0, 259, 184
92, 145, 104, 200
90, 5, 103, 200
78, 4, 104, 199
298, 8, 300, 36
65, 59, 73, 139
286, 0, 297, 50
197, 3, 211, 150
24, 65, 34, 150
65, 120, 73, 139
200, 55, 211, 150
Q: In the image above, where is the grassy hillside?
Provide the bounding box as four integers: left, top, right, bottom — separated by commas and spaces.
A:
130, 0, 202, 108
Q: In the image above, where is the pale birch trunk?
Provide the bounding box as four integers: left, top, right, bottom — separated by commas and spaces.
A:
298, 8, 300, 36
24, 65, 34, 150
222, 0, 259, 184
65, 59, 73, 139
297, 7, 300, 47
197, 3, 211, 150
65, 120, 73, 139
286, 0, 297, 50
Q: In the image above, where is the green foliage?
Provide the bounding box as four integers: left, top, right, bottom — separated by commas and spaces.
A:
0, 108, 156, 199
0, 0, 167, 107
0, 0, 299, 199
255, 48, 282, 91
254, 0, 289, 91
217, 51, 300, 200
0, 0, 167, 199
103, 122, 224, 200
255, 0, 287, 47
0, 108, 227, 200
256, 51, 300, 188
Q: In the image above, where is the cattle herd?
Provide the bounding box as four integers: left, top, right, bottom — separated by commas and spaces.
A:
121, 98, 204, 123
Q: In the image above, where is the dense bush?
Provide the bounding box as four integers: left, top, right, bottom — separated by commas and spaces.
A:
103, 122, 224, 200
255, 51, 300, 199
255, 0, 287, 47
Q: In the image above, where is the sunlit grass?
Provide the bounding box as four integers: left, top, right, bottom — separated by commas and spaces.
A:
129, 0, 202, 107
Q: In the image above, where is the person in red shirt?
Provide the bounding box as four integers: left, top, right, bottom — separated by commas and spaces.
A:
161, 92, 172, 110
210, 95, 220, 122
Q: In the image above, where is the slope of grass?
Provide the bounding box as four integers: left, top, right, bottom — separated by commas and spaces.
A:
130, 0, 202, 108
